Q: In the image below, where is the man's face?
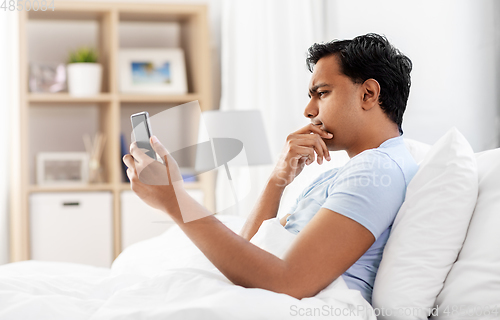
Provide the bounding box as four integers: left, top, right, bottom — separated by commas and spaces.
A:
305, 54, 364, 151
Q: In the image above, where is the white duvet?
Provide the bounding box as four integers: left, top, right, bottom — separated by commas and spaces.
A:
0, 216, 375, 319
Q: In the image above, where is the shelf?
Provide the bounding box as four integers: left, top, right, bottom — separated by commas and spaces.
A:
28, 10, 108, 21
28, 2, 205, 22
28, 93, 200, 104
120, 183, 132, 191
119, 93, 199, 103
28, 93, 113, 103
13, 1, 214, 263
120, 181, 201, 191
29, 183, 114, 193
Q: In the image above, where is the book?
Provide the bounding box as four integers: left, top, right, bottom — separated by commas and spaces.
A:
120, 133, 130, 182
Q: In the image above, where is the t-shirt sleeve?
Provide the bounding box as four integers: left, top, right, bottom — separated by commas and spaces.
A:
284, 168, 340, 218
322, 151, 407, 240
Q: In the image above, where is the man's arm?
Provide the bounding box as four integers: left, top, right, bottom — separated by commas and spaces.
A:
123, 165, 374, 299
239, 124, 333, 240
239, 177, 286, 240
123, 127, 358, 299
174, 199, 374, 299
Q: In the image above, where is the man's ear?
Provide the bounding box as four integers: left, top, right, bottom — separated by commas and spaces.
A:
361, 79, 380, 111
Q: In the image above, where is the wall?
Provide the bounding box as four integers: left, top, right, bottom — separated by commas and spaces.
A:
326, 0, 500, 152
496, 0, 500, 146
72, 0, 500, 152
0, 9, 18, 265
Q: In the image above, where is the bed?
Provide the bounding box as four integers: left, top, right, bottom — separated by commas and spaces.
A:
1, 131, 499, 320
0, 215, 374, 320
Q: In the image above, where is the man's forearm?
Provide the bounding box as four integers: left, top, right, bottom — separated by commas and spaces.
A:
239, 177, 287, 240
166, 194, 303, 299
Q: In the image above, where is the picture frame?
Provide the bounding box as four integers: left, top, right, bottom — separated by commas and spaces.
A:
29, 62, 67, 93
119, 48, 188, 94
36, 152, 89, 186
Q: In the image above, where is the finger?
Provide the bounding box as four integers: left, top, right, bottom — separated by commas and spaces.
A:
150, 135, 168, 158
130, 143, 152, 165
297, 156, 307, 168
126, 167, 135, 181
130, 141, 138, 155
315, 134, 330, 162
293, 136, 327, 164
324, 145, 331, 162
151, 136, 181, 173
311, 135, 327, 164
309, 124, 333, 139
122, 154, 136, 169
313, 136, 325, 164
294, 138, 323, 164
292, 146, 315, 165
303, 133, 331, 162
293, 156, 307, 172
130, 142, 147, 164
295, 123, 333, 139
123, 155, 140, 184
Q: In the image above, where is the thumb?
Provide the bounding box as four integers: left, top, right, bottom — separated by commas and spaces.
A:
150, 135, 182, 183
150, 135, 168, 158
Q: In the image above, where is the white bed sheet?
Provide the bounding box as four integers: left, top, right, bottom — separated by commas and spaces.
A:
0, 215, 375, 320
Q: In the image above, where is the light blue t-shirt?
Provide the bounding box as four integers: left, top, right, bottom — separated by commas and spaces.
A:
284, 136, 418, 304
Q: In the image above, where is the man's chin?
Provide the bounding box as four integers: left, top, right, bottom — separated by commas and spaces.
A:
323, 138, 340, 152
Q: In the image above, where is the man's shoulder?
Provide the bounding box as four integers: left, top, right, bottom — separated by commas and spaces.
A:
340, 149, 400, 172
338, 145, 418, 187
339, 144, 418, 185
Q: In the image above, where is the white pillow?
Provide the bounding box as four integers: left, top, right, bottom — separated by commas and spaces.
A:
404, 138, 432, 164
433, 148, 500, 319
372, 127, 478, 320
249, 217, 297, 259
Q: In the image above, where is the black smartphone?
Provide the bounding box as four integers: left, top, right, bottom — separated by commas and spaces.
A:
130, 111, 156, 160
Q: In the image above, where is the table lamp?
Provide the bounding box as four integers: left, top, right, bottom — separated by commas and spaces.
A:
195, 110, 273, 212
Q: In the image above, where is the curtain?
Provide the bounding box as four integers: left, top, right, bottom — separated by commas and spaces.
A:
217, 0, 327, 217
0, 11, 19, 264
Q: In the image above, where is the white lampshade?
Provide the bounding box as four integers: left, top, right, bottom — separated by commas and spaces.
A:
195, 110, 272, 172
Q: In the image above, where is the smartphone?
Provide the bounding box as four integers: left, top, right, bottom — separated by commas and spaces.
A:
130, 111, 156, 160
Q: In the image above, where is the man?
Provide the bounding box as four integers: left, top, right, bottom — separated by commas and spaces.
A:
123, 33, 418, 304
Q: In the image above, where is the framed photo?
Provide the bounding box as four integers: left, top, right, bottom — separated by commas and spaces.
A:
36, 152, 89, 186
119, 48, 187, 94
29, 62, 67, 93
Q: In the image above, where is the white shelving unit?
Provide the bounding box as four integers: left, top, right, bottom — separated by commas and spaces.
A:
11, 1, 215, 264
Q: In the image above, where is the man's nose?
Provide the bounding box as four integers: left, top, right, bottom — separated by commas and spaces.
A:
304, 99, 318, 119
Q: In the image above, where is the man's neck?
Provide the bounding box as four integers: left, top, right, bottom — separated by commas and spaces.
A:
346, 127, 401, 158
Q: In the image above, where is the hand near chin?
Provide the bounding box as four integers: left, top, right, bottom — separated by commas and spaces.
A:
122, 136, 184, 213
271, 123, 332, 187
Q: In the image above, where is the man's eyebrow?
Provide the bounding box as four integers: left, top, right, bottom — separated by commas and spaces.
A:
309, 83, 332, 94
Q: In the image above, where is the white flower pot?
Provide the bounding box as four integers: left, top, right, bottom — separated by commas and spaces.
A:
67, 63, 102, 97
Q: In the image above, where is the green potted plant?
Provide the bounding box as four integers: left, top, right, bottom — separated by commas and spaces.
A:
67, 46, 102, 96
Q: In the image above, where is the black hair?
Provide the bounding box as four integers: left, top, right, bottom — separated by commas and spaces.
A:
306, 33, 412, 135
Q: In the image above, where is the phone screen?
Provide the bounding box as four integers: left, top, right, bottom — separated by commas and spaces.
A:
131, 112, 156, 160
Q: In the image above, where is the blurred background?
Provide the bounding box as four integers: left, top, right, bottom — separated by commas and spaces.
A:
0, 0, 498, 266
